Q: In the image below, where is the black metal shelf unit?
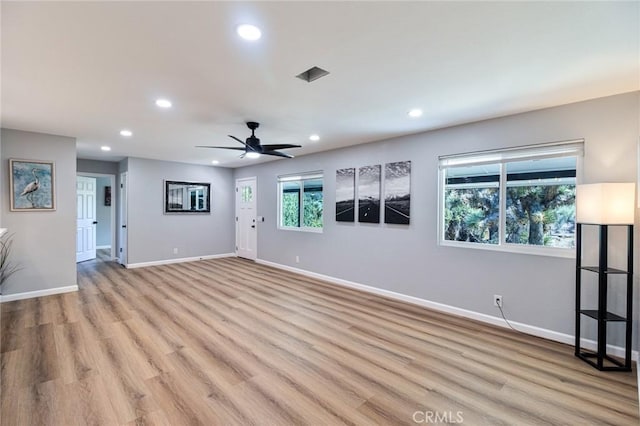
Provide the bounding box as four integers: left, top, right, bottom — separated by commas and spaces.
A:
575, 223, 633, 371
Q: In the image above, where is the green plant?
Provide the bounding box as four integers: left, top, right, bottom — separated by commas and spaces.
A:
0, 233, 21, 294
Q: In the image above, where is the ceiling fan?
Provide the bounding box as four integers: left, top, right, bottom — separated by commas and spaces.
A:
197, 122, 301, 159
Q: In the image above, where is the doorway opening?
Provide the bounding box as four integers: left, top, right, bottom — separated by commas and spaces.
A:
76, 172, 117, 265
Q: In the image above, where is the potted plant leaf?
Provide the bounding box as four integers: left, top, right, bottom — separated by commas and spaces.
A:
0, 233, 21, 295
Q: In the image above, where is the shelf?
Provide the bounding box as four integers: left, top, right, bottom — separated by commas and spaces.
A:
577, 351, 631, 371
579, 309, 626, 322
580, 266, 630, 275
575, 223, 633, 371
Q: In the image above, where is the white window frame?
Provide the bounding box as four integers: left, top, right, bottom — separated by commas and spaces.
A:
277, 171, 324, 233
438, 140, 584, 258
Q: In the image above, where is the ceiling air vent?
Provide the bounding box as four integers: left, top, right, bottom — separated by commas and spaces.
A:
296, 66, 330, 83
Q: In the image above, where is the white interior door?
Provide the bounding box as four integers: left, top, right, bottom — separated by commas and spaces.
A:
76, 176, 97, 263
119, 172, 128, 265
236, 177, 257, 260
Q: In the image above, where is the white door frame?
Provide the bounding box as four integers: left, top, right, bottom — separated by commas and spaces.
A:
119, 172, 128, 266
77, 172, 117, 260
235, 176, 258, 260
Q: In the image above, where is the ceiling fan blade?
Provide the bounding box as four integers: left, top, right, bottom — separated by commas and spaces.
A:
263, 150, 294, 159
228, 135, 249, 147
195, 146, 246, 151
262, 144, 302, 150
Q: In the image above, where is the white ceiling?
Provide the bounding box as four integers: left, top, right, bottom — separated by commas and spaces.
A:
2, 2, 638, 168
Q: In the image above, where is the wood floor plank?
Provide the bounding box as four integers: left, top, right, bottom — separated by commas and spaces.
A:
144, 371, 223, 426
1, 252, 637, 425
67, 374, 121, 426
53, 322, 98, 384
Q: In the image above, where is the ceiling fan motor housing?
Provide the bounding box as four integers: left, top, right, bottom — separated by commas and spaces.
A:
246, 136, 262, 151
246, 122, 262, 151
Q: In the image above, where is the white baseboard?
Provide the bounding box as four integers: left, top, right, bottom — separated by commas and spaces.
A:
256, 259, 638, 360
96, 245, 111, 249
126, 253, 236, 269
0, 285, 79, 303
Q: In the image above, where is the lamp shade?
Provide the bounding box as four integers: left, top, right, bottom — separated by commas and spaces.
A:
576, 182, 636, 224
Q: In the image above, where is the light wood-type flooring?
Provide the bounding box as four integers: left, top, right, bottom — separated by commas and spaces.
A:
1, 253, 638, 425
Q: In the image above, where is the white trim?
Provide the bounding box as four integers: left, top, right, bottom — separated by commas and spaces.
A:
439, 239, 576, 259
96, 245, 111, 249
119, 171, 129, 266
278, 226, 323, 234
126, 253, 236, 269
0, 285, 79, 303
255, 259, 637, 360
438, 139, 584, 167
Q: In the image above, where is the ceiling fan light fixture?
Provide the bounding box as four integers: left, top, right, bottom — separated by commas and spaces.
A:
211, 160, 220, 165
237, 24, 262, 41
101, 146, 111, 151
309, 134, 320, 142
120, 129, 132, 137
246, 152, 261, 159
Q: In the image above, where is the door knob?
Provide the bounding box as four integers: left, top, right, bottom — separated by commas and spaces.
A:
93, 221, 98, 224
251, 225, 256, 228
122, 225, 127, 228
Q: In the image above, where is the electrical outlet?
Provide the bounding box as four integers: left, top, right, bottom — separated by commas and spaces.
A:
295, 255, 300, 263
173, 248, 178, 254
494, 295, 503, 307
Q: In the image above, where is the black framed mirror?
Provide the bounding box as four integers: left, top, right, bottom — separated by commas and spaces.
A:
164, 180, 211, 214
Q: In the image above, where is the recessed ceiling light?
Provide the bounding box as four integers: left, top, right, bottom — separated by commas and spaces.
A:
246, 152, 261, 159
237, 24, 261, 41
408, 108, 423, 118
309, 134, 320, 142
101, 146, 111, 152
120, 129, 132, 137
155, 99, 172, 108
211, 160, 220, 165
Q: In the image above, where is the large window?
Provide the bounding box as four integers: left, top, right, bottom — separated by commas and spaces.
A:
278, 172, 323, 231
440, 141, 582, 256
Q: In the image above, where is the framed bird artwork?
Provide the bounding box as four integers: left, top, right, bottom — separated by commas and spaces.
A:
9, 159, 55, 211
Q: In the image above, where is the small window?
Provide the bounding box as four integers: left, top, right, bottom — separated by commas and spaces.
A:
242, 186, 253, 203
439, 140, 582, 256
278, 172, 323, 232
444, 163, 500, 244
505, 157, 576, 248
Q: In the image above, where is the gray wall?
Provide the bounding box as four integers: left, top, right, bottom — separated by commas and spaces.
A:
77, 159, 119, 176
234, 92, 639, 341
0, 129, 77, 295
126, 157, 235, 264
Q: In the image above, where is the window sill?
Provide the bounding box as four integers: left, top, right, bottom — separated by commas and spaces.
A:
278, 226, 323, 234
439, 239, 575, 259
